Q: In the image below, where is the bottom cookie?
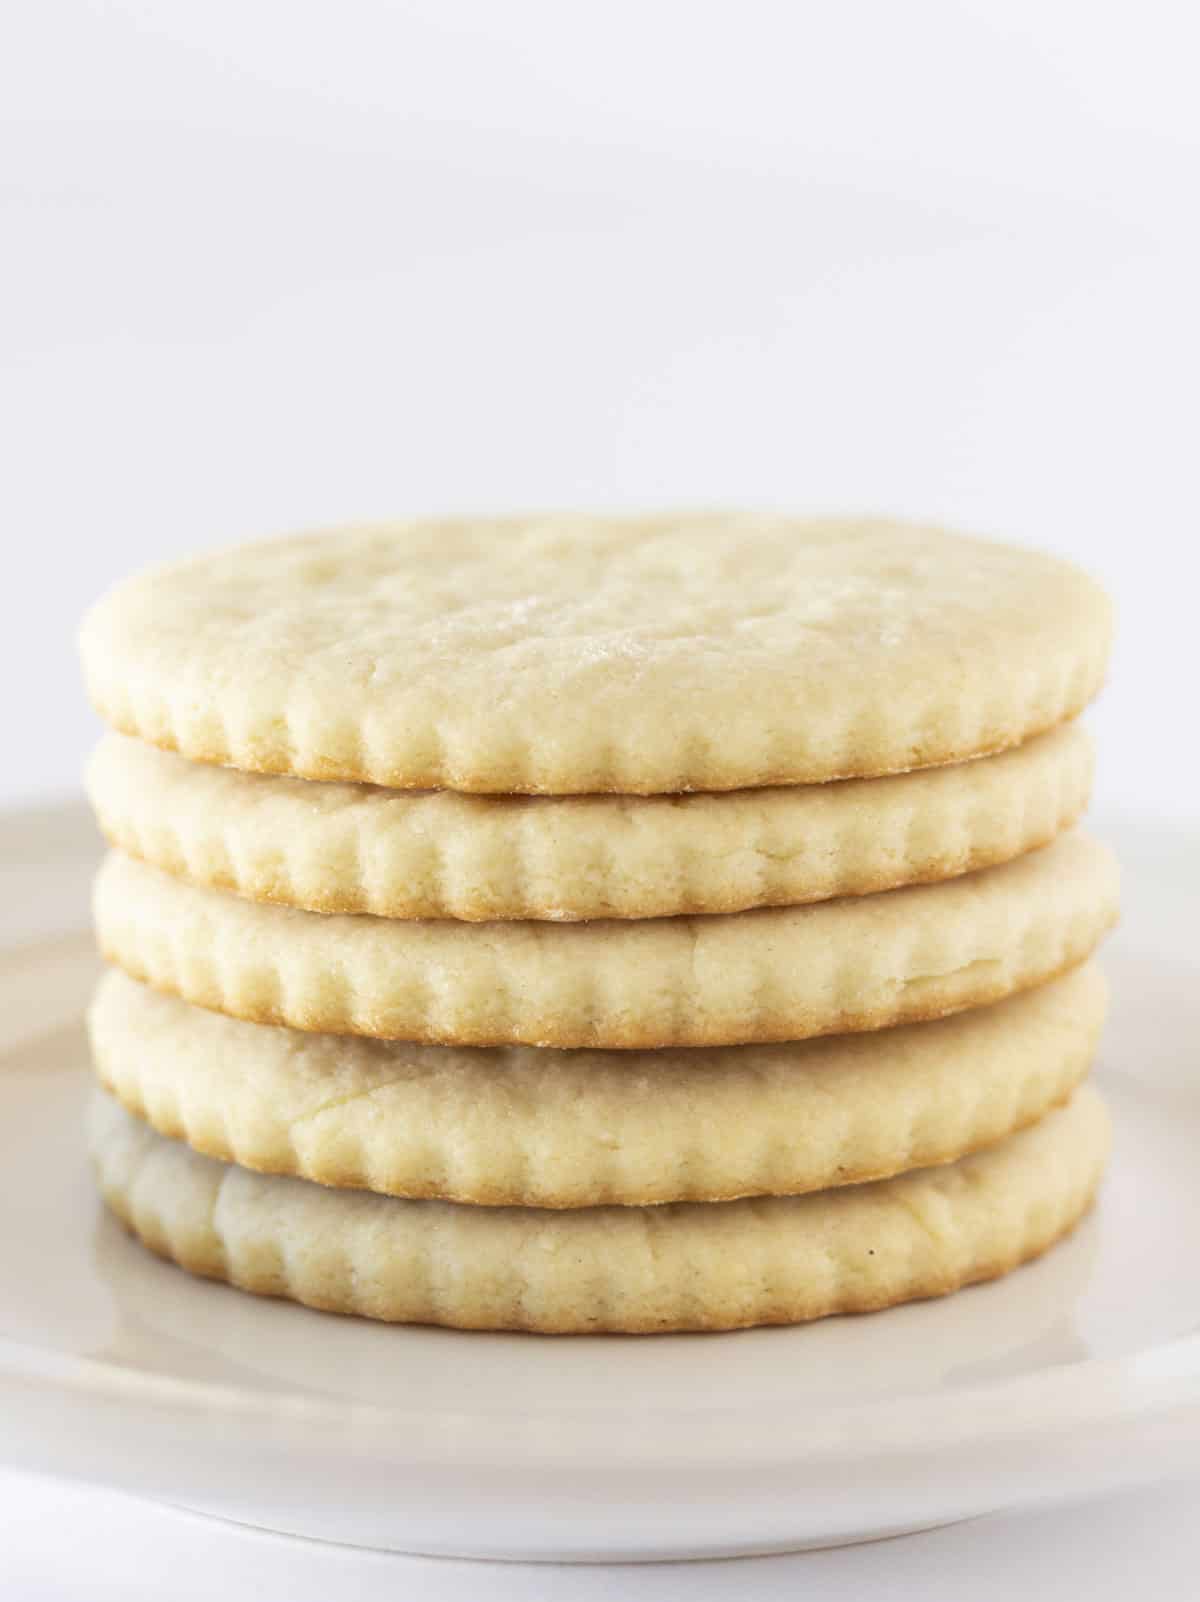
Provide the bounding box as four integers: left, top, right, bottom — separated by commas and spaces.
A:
89, 1086, 1110, 1335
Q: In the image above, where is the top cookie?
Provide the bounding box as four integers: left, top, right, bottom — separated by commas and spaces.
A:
79, 514, 1111, 794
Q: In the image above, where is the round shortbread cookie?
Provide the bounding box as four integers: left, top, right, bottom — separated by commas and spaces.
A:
89, 1086, 1111, 1334
86, 723, 1094, 921
94, 834, 1118, 1048
90, 966, 1105, 1207
79, 515, 1112, 795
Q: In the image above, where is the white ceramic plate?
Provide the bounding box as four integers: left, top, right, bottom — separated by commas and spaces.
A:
1, 803, 1197, 1561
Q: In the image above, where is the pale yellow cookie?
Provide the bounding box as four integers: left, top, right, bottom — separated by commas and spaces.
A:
86, 723, 1094, 921
89, 964, 1105, 1207
89, 1086, 1111, 1333
79, 515, 1112, 795
94, 833, 1118, 1047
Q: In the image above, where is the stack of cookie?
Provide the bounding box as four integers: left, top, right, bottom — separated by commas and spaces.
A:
79, 514, 1118, 1334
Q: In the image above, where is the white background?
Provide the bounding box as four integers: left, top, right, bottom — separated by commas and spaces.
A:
2, 1, 1198, 1595
2, 0, 1198, 814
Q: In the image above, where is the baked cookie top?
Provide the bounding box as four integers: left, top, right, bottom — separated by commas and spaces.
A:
93, 832, 1118, 1048
86, 722, 1093, 920
80, 514, 1111, 794
90, 964, 1105, 1208
89, 1086, 1111, 1333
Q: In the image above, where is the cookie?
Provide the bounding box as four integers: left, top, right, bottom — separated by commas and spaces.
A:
89, 1085, 1111, 1333
89, 964, 1105, 1207
86, 723, 1094, 921
79, 515, 1112, 795
93, 833, 1118, 1048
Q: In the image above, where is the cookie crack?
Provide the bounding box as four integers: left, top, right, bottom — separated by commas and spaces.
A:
287, 1078, 414, 1129
898, 957, 1004, 1002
